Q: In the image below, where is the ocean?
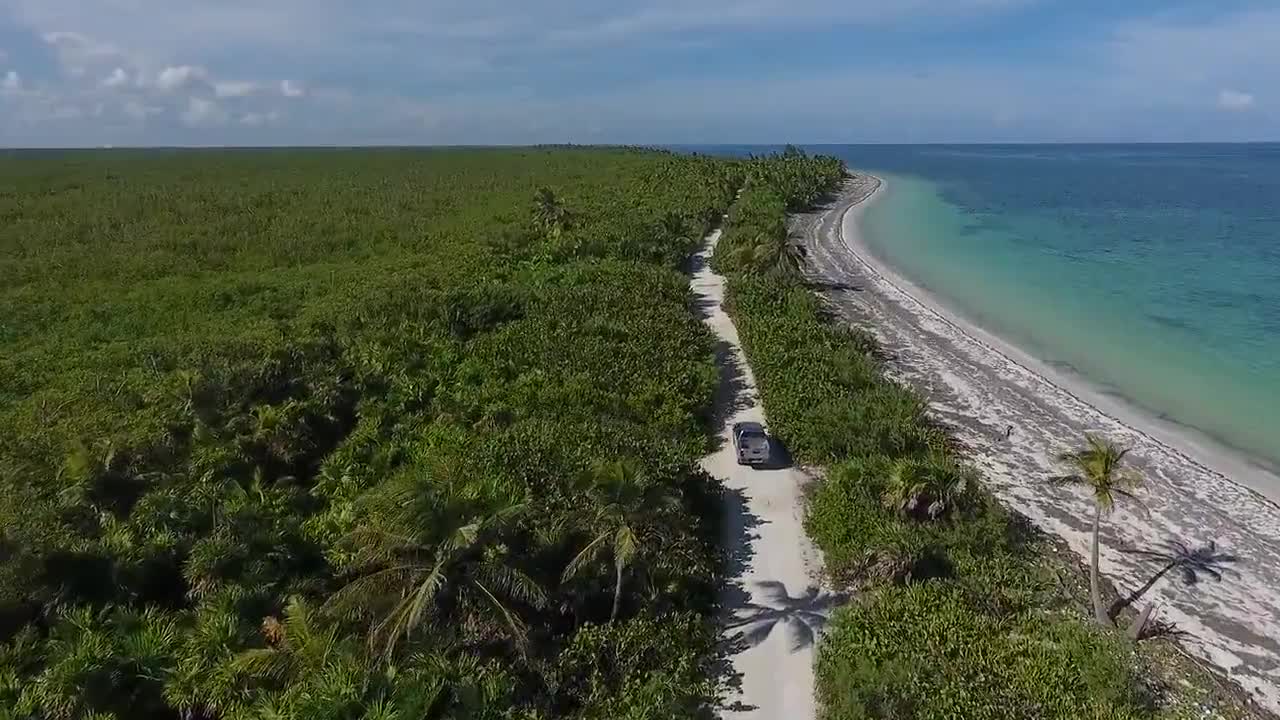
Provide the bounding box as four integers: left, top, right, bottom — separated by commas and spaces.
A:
685, 143, 1280, 708
796, 144, 1280, 476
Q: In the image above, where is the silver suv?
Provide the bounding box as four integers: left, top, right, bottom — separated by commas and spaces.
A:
732, 421, 771, 466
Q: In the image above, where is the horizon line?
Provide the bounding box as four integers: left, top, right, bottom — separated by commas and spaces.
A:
3, 140, 1280, 151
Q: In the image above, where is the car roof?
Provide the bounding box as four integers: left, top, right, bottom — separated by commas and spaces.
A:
734, 421, 766, 432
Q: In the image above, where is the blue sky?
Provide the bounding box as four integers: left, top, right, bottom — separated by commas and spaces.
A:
0, 0, 1277, 146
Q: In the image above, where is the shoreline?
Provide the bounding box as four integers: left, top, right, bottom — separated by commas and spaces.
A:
842, 175, 1280, 510
799, 173, 1280, 712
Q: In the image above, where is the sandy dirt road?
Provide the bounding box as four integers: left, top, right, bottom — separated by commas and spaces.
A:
690, 228, 840, 720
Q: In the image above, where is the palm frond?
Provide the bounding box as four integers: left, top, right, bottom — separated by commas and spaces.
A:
369, 566, 446, 662
485, 500, 529, 529
561, 532, 609, 584
403, 561, 448, 632
614, 525, 639, 569
1054, 434, 1144, 513
342, 527, 423, 567
234, 647, 293, 682
478, 563, 547, 609
440, 522, 481, 555
1111, 487, 1146, 508
471, 580, 529, 651
323, 565, 420, 620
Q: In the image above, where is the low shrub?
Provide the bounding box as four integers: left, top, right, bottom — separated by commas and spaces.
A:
727, 273, 942, 465
816, 584, 1152, 720
552, 614, 717, 720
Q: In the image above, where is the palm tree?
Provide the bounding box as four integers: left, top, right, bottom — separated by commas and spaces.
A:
22, 606, 179, 720
770, 235, 809, 276
658, 211, 687, 241
531, 187, 569, 240
561, 460, 678, 622
725, 219, 807, 277
164, 588, 259, 719
880, 454, 971, 521
235, 597, 348, 682
1051, 435, 1144, 625
325, 477, 547, 661
230, 597, 379, 718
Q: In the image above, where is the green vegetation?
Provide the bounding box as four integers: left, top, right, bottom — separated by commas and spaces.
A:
712, 146, 842, 279
559, 459, 681, 623
817, 583, 1147, 720
715, 151, 1245, 719
0, 148, 743, 718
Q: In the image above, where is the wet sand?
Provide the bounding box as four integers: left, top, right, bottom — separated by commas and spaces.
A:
795, 175, 1280, 712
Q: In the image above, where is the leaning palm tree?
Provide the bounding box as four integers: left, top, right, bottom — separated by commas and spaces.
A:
325, 476, 547, 661
561, 460, 678, 622
1051, 435, 1144, 625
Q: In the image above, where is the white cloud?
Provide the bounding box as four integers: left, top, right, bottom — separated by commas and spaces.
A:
309, 87, 355, 106
102, 67, 130, 88
180, 96, 228, 127
50, 105, 82, 120
214, 80, 259, 98
42, 31, 130, 76
123, 100, 163, 120
1218, 89, 1255, 111
3, 2, 1279, 145
549, 0, 1031, 44
9, 0, 1027, 60
155, 65, 208, 92
1, 71, 21, 93
240, 110, 282, 126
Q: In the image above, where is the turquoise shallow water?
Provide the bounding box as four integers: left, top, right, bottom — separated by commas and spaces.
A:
679, 144, 1280, 705
827, 145, 1280, 471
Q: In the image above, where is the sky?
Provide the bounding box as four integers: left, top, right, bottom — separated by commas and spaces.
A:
0, 0, 1277, 146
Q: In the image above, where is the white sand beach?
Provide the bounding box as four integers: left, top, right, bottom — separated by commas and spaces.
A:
795, 175, 1280, 713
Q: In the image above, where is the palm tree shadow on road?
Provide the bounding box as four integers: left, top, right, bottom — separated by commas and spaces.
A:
713, 578, 845, 716
724, 581, 847, 654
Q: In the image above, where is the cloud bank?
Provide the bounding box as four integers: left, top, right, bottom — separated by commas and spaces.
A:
0, 0, 1278, 145
1219, 89, 1256, 111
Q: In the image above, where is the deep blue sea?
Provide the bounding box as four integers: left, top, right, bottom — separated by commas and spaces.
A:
692, 144, 1280, 471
